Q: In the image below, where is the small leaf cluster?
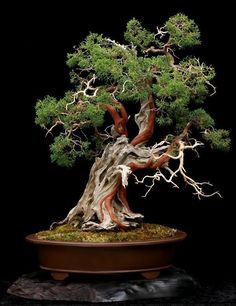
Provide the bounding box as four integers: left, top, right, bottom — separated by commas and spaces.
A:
124, 18, 155, 50
203, 129, 231, 151
153, 56, 216, 131
50, 135, 80, 167
165, 13, 201, 48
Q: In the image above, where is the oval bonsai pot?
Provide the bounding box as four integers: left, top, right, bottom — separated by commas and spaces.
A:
26, 230, 186, 280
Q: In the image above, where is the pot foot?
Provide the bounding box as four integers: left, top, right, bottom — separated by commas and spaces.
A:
141, 270, 160, 279
50, 272, 69, 281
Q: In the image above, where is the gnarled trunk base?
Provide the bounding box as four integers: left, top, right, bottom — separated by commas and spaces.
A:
59, 136, 146, 231
50, 124, 170, 231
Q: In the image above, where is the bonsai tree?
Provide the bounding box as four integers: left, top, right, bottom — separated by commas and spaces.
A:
35, 14, 230, 231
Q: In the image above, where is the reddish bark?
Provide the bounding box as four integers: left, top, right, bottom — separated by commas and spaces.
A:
101, 101, 128, 137
112, 98, 128, 123
131, 95, 156, 146
128, 159, 153, 171
97, 151, 171, 230
99, 178, 129, 230
145, 41, 177, 70
99, 184, 119, 225
118, 185, 132, 212
96, 91, 193, 230
145, 43, 171, 54
150, 154, 170, 170
104, 199, 128, 230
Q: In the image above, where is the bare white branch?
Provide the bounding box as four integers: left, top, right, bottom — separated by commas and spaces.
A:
155, 26, 168, 39
121, 80, 132, 93
133, 138, 221, 199
205, 80, 216, 96
66, 74, 99, 110
181, 58, 216, 96
46, 120, 64, 137
168, 47, 180, 60
106, 38, 127, 50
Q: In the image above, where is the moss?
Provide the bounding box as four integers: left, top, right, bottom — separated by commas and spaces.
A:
36, 223, 177, 242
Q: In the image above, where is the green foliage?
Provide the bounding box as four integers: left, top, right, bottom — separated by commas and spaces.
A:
152, 55, 217, 131
124, 18, 155, 49
189, 108, 215, 129
80, 104, 105, 127
153, 74, 191, 130
144, 56, 172, 72
35, 92, 75, 128
50, 135, 80, 167
180, 57, 215, 81
35, 14, 230, 167
66, 53, 80, 68
67, 51, 91, 69
203, 129, 231, 151
94, 57, 123, 81
115, 56, 154, 102
35, 96, 58, 127
156, 113, 173, 127
165, 14, 201, 48
94, 89, 113, 105
179, 57, 215, 103
50, 134, 94, 167
154, 78, 190, 101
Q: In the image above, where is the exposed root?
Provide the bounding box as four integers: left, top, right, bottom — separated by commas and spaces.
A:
50, 217, 69, 230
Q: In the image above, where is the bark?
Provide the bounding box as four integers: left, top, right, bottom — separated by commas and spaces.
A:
131, 94, 156, 146
55, 135, 168, 231
51, 96, 168, 231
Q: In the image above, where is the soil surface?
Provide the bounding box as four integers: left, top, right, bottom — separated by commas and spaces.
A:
36, 223, 177, 242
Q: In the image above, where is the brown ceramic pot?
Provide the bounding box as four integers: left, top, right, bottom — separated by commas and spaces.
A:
26, 230, 186, 280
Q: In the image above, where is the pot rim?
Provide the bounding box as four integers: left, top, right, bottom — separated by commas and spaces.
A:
26, 230, 187, 247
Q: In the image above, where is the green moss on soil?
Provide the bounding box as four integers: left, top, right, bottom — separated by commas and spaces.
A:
36, 223, 177, 242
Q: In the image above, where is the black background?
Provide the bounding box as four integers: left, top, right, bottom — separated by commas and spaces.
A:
2, 0, 235, 282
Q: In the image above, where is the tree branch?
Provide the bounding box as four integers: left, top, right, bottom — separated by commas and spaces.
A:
66, 74, 99, 110
131, 94, 156, 146
102, 104, 128, 137
112, 98, 128, 123
149, 121, 192, 169
145, 44, 170, 54
46, 120, 64, 137
131, 123, 221, 199
133, 138, 221, 199
145, 40, 177, 70
100, 98, 128, 137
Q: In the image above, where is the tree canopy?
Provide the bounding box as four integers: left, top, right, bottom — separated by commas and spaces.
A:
35, 14, 230, 167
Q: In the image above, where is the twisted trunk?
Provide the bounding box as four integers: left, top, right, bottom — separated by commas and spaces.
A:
66, 137, 143, 230
53, 135, 168, 231
51, 95, 169, 231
